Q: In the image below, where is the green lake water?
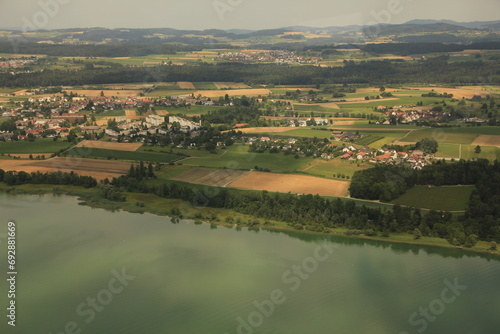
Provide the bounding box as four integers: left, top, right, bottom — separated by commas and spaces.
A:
0, 193, 499, 334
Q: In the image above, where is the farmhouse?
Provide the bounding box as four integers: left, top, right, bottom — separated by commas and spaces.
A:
341, 152, 353, 160
356, 152, 367, 160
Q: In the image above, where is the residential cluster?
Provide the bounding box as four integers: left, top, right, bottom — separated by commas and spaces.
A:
0, 56, 39, 69
378, 108, 447, 124
214, 51, 320, 64
0, 92, 208, 142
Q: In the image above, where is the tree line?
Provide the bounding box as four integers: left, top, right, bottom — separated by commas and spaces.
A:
2, 58, 499, 88
0, 41, 199, 57
0, 169, 97, 188
1, 158, 498, 246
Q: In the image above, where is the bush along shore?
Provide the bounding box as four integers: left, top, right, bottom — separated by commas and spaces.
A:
0, 163, 499, 255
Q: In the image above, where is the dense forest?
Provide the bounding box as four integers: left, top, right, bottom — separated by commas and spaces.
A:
2, 58, 499, 88
349, 159, 499, 201
202, 106, 263, 125
349, 159, 500, 241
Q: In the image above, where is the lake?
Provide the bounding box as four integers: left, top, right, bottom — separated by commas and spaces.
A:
0, 193, 499, 334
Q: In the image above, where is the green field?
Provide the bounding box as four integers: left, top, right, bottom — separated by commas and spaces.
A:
402, 129, 478, 144
355, 130, 409, 148
139, 146, 221, 158
440, 126, 500, 136
146, 89, 195, 97
355, 135, 384, 146
301, 159, 371, 178
154, 165, 197, 180
278, 128, 335, 138
292, 104, 338, 112
391, 185, 475, 211
193, 82, 217, 90
89, 109, 126, 119
339, 96, 448, 109
461, 145, 500, 161
435, 143, 461, 158
181, 144, 313, 172
66, 147, 181, 163
0, 88, 19, 94
0, 139, 73, 153
369, 137, 398, 149
357, 129, 410, 137
331, 123, 419, 130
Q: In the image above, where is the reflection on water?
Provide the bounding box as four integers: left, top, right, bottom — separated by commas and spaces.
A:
0, 193, 499, 334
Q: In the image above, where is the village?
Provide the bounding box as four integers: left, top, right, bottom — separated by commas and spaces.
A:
214, 50, 321, 64
0, 88, 475, 171
0, 56, 39, 69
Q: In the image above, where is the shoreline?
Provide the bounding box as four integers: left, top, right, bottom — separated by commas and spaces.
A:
0, 183, 498, 257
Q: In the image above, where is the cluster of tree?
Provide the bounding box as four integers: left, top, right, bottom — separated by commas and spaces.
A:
97, 183, 126, 202
383, 138, 438, 153
415, 138, 438, 154
421, 91, 453, 98
0, 119, 16, 132
127, 161, 155, 180
248, 136, 335, 157
0, 169, 97, 188
349, 165, 411, 202
350, 159, 498, 201
462, 162, 500, 241
2, 58, 499, 88
321, 84, 357, 94
202, 106, 262, 126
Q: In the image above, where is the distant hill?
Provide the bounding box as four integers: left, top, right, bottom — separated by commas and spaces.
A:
1, 20, 499, 47
374, 23, 472, 36
484, 22, 500, 30
225, 29, 255, 35
406, 19, 500, 29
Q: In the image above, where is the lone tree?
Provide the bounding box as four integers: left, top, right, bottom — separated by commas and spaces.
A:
475, 145, 482, 154
413, 228, 423, 240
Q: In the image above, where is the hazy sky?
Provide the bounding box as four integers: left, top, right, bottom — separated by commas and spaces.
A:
1, 0, 499, 30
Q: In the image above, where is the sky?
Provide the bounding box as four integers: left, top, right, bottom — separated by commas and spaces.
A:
0, 0, 499, 31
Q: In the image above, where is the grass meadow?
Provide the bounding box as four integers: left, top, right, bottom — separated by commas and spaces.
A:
66, 147, 181, 163
181, 144, 313, 172
0, 139, 73, 154
391, 185, 475, 211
